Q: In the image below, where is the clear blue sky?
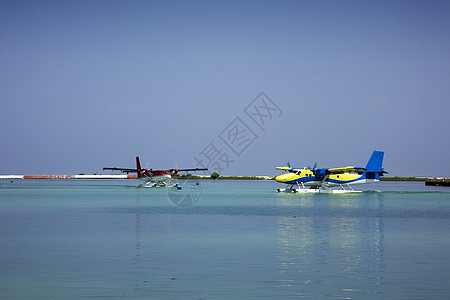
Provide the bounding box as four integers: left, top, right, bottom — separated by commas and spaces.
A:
1, 0, 449, 177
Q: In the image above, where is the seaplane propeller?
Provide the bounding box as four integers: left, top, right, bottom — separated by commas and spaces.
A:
308, 162, 318, 171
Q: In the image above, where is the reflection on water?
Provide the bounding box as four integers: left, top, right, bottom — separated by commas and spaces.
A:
276, 195, 384, 298
2, 180, 450, 299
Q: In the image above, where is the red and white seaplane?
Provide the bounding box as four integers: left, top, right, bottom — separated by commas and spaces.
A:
103, 156, 207, 188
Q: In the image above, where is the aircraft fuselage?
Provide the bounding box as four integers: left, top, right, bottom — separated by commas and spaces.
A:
138, 169, 172, 182
275, 169, 378, 188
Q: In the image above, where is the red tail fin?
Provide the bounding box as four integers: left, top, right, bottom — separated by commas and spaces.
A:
136, 156, 142, 170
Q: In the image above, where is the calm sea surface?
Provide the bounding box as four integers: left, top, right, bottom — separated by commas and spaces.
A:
1, 179, 449, 299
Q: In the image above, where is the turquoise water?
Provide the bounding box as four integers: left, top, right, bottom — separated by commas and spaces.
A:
1, 179, 450, 299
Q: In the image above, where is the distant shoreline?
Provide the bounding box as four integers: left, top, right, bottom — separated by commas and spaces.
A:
380, 176, 427, 181
1, 175, 449, 186
380, 177, 450, 186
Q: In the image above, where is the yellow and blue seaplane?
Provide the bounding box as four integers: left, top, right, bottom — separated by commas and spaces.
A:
275, 150, 387, 193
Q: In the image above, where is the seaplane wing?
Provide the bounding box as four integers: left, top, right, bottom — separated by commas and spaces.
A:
170, 168, 208, 173
103, 167, 139, 173
276, 167, 292, 171
326, 166, 367, 174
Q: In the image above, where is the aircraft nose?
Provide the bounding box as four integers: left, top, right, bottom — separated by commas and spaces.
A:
275, 174, 287, 182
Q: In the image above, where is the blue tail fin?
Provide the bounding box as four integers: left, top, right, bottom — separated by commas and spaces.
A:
364, 151, 387, 180
365, 151, 384, 172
